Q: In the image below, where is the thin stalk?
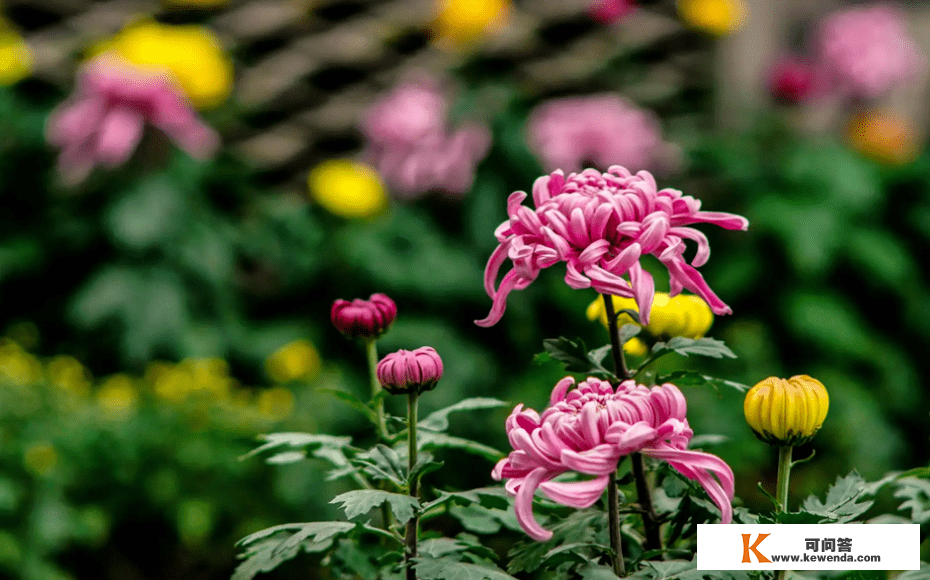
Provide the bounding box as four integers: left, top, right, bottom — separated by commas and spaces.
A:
608, 472, 626, 577
602, 294, 630, 379
631, 453, 662, 554
405, 392, 419, 580
365, 339, 388, 441
775, 445, 793, 580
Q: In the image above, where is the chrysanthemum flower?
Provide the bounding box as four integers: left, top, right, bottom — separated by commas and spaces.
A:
493, 376, 734, 541
475, 167, 748, 327
816, 4, 923, 100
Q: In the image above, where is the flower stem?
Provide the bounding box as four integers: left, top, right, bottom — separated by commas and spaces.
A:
405, 391, 419, 580
601, 294, 630, 380
631, 452, 662, 555
608, 472, 626, 577
365, 339, 388, 441
775, 445, 793, 580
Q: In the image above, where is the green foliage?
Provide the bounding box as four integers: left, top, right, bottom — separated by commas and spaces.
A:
330, 490, 420, 524
536, 336, 616, 378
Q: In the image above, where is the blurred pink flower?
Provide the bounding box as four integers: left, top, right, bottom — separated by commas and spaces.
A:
589, 0, 635, 23
46, 55, 218, 183
493, 376, 734, 541
768, 56, 821, 103
527, 94, 669, 174
475, 166, 748, 327
816, 4, 924, 100
361, 78, 491, 199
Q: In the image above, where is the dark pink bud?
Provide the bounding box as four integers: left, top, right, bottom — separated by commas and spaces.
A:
769, 57, 818, 103
330, 293, 397, 339
376, 347, 443, 395
589, 0, 635, 24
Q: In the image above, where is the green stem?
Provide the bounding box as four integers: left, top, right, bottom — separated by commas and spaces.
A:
631, 453, 662, 555
608, 472, 626, 577
775, 445, 793, 580
405, 392, 419, 580
602, 294, 630, 379
365, 339, 388, 441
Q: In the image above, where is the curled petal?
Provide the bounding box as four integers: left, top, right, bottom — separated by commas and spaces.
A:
539, 476, 610, 508
645, 446, 734, 524
475, 270, 523, 327
627, 262, 654, 326
549, 376, 576, 406
514, 467, 555, 541
560, 444, 621, 475
662, 258, 732, 315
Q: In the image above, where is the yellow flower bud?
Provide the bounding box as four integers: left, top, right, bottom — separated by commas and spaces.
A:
744, 375, 828, 446
308, 159, 388, 219
678, 0, 746, 36
432, 0, 510, 49
586, 293, 713, 340
0, 25, 32, 85
264, 340, 320, 384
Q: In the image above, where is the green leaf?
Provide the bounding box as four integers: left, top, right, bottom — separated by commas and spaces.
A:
653, 337, 737, 359
541, 542, 610, 568
241, 432, 351, 462
419, 398, 510, 432
418, 432, 504, 461
106, 174, 185, 251
350, 445, 407, 486
419, 535, 499, 562
410, 456, 444, 483
233, 522, 356, 580
507, 510, 602, 574
895, 477, 930, 524
424, 487, 511, 512
416, 557, 519, 580
619, 324, 642, 345
578, 563, 621, 580
655, 370, 748, 393
801, 471, 874, 523
541, 337, 615, 378
330, 490, 420, 524
317, 388, 378, 423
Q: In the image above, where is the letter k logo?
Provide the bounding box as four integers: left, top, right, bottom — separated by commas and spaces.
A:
741, 533, 771, 563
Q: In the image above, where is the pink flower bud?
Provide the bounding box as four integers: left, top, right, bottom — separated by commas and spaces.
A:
330, 293, 397, 339
769, 57, 818, 103
376, 347, 443, 395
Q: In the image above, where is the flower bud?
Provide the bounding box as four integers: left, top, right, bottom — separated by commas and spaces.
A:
330, 294, 397, 339
744, 375, 829, 446
587, 293, 713, 345
376, 347, 443, 395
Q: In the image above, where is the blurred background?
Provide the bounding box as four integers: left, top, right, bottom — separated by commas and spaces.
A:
1, 0, 930, 577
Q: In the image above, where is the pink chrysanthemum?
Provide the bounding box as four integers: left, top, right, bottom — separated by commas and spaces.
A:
527, 94, 668, 174
46, 54, 218, 184
589, 0, 635, 23
816, 4, 924, 100
361, 78, 490, 199
493, 376, 734, 541
475, 167, 748, 327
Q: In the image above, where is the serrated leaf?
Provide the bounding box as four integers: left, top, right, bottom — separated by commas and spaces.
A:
588, 345, 613, 365
419, 535, 499, 562
541, 542, 609, 568
541, 337, 616, 378
418, 431, 504, 461
425, 487, 512, 512
619, 324, 642, 345
895, 477, 930, 524
233, 521, 356, 580
654, 337, 737, 360
331, 490, 420, 524
416, 557, 519, 580
352, 445, 407, 486
579, 563, 622, 580
419, 398, 509, 432
241, 433, 352, 462
801, 471, 873, 523
266, 451, 307, 464
317, 387, 378, 423
507, 511, 602, 574
655, 370, 748, 393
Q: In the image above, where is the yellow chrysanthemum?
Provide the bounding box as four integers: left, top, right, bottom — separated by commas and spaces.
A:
586, 293, 714, 354
0, 340, 43, 386
848, 111, 920, 166
47, 355, 93, 397
23, 442, 57, 477
432, 0, 510, 48
265, 340, 320, 384
95, 21, 232, 108
256, 387, 294, 421
744, 375, 829, 446
96, 374, 138, 416
0, 25, 32, 85
678, 0, 746, 35
308, 159, 388, 219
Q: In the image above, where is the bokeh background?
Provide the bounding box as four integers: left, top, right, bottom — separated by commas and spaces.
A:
1, 0, 930, 578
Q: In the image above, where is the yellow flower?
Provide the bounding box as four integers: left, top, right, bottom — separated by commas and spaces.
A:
265, 340, 320, 384
586, 293, 714, 354
432, 0, 510, 48
308, 160, 388, 219
0, 24, 32, 85
24, 442, 57, 476
678, 0, 746, 35
256, 387, 294, 421
95, 21, 232, 108
0, 340, 42, 386
47, 355, 92, 397
96, 374, 138, 417
847, 111, 920, 166
744, 375, 828, 446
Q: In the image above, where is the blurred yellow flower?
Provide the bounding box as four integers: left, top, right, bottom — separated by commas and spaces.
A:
432, 0, 510, 48
744, 375, 828, 446
47, 355, 92, 397
0, 340, 43, 385
848, 111, 920, 166
308, 159, 388, 219
256, 387, 294, 421
96, 21, 232, 108
0, 24, 32, 85
96, 374, 138, 416
587, 293, 713, 348
678, 0, 746, 35
24, 442, 57, 476
265, 339, 320, 384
